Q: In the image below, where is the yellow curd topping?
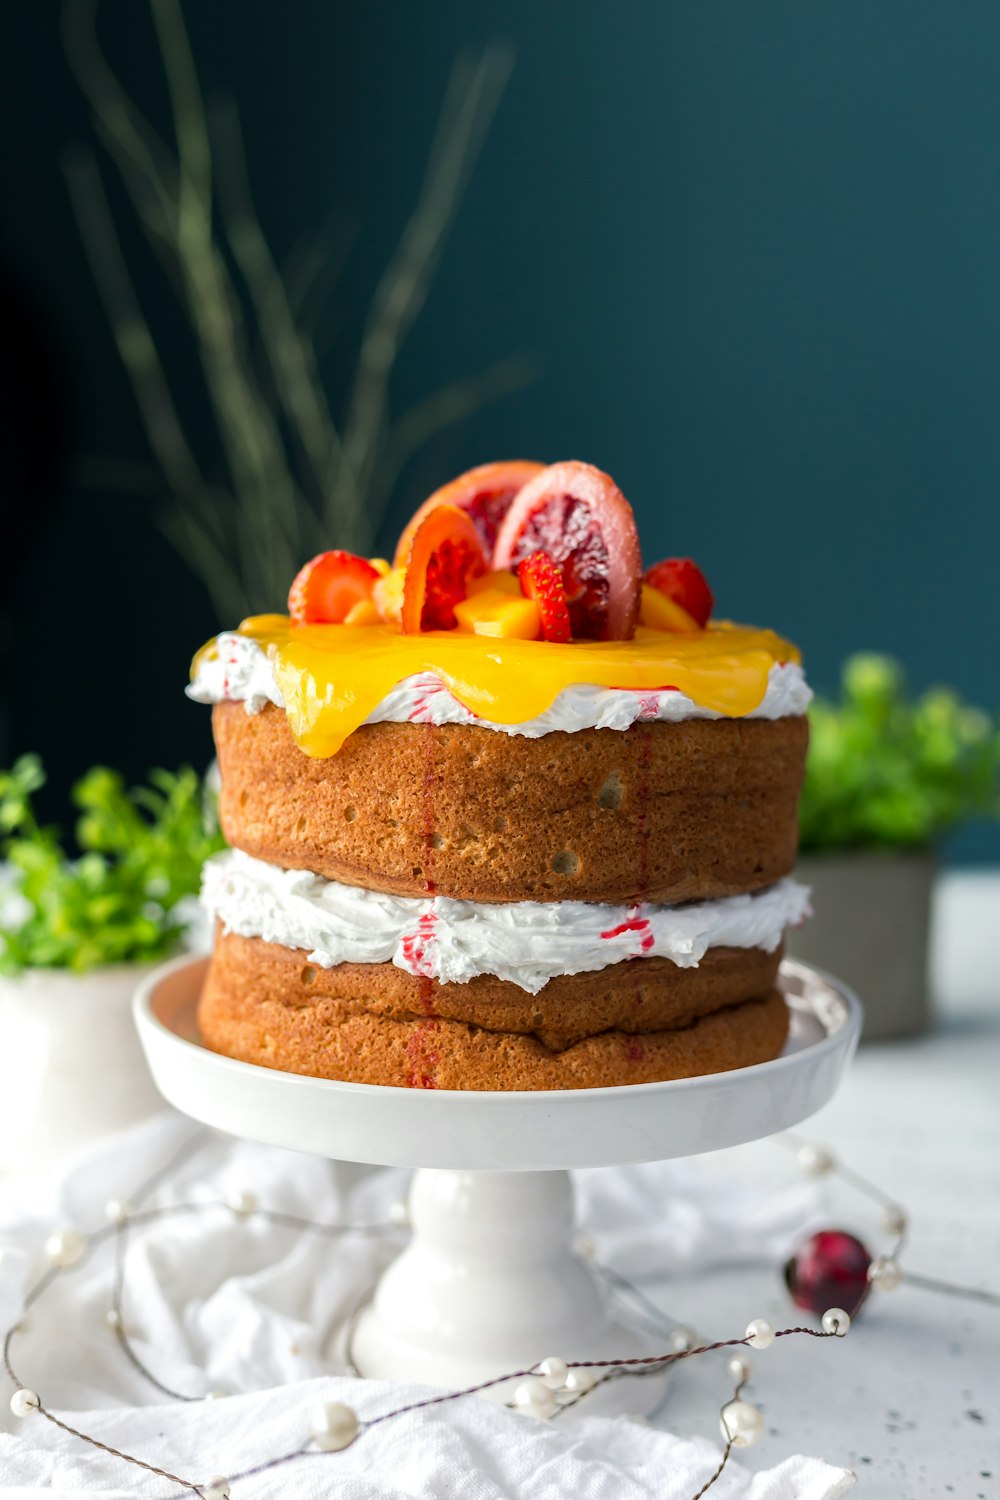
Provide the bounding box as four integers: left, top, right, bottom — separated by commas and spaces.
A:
192, 615, 801, 759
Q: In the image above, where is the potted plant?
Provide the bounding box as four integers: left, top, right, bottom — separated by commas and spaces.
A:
786, 654, 1000, 1039
0, 756, 223, 1172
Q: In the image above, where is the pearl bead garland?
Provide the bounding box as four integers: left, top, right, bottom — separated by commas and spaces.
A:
879, 1203, 908, 1236
744, 1318, 775, 1350
104, 1198, 130, 1223
821, 1307, 851, 1336
727, 1353, 752, 1383
388, 1200, 410, 1227
200, 1477, 231, 1500
226, 1190, 258, 1216
512, 1376, 558, 1419
310, 1400, 360, 1451
868, 1255, 903, 1290
10, 1388, 40, 1418
44, 1229, 85, 1268
563, 1367, 596, 1395
535, 1356, 568, 1390
720, 1398, 764, 1448
796, 1142, 834, 1177
668, 1325, 697, 1353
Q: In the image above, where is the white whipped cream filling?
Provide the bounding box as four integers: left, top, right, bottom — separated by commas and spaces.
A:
188, 632, 811, 732
202, 850, 811, 994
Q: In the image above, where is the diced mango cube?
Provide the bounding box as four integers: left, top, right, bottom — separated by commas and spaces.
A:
373, 566, 406, 625
344, 598, 381, 626
639, 584, 699, 633
368, 557, 392, 577
453, 589, 542, 639
467, 568, 524, 597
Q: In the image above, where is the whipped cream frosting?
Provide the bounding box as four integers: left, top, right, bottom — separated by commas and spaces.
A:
188, 632, 811, 733
202, 850, 811, 994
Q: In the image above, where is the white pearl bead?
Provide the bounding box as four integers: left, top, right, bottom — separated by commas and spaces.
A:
575, 1232, 596, 1260
563, 1367, 596, 1395
10, 1388, 40, 1418
727, 1353, 752, 1383
310, 1400, 359, 1451
226, 1190, 258, 1216
880, 1203, 908, 1236
105, 1308, 123, 1331
512, 1377, 558, 1418
388, 1200, 409, 1227
205, 1390, 228, 1401
535, 1356, 568, 1390
668, 1325, 697, 1353
44, 1229, 85, 1267
104, 1198, 130, 1223
201, 1477, 231, 1500
822, 1307, 851, 1336
720, 1398, 764, 1448
796, 1143, 834, 1176
745, 1318, 775, 1350
868, 1255, 903, 1290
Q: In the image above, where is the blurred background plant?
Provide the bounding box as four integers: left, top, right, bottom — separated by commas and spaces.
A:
799, 654, 1000, 854
0, 755, 223, 973
61, 0, 533, 622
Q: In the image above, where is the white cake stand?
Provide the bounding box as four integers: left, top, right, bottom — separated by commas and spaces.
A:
134, 956, 860, 1411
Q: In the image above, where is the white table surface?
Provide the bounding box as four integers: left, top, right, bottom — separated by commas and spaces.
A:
641, 870, 1000, 1497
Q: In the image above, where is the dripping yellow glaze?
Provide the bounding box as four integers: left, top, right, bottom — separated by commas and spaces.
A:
192, 616, 801, 759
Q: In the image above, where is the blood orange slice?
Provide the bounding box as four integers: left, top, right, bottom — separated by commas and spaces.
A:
394, 460, 544, 568
493, 461, 642, 640
401, 505, 489, 633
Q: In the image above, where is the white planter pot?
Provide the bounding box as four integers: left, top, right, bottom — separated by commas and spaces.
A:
786, 851, 935, 1042
0, 961, 167, 1174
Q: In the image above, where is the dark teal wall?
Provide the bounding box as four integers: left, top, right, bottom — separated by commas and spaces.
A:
2, 2, 998, 855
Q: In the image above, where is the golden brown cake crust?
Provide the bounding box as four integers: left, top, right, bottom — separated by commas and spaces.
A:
213, 703, 807, 905
204, 928, 784, 1049
198, 942, 789, 1091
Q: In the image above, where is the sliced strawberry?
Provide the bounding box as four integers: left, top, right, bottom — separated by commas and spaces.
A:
401, 504, 489, 633
288, 550, 380, 624
493, 461, 642, 640
643, 558, 714, 628
394, 460, 544, 568
518, 551, 571, 643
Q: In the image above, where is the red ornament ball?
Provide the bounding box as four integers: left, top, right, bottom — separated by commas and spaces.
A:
784, 1229, 872, 1319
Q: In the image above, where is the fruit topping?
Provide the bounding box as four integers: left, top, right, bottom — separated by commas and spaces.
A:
394, 460, 544, 568
453, 588, 541, 639
517, 550, 572, 643
492, 461, 642, 640
401, 504, 489, 634
372, 566, 405, 625
288, 550, 380, 624
644, 557, 714, 628
639, 583, 699, 633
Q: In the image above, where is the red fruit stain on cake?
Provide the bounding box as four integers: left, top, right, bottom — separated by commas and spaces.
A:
405, 1021, 440, 1089
644, 557, 714, 628
517, 550, 572, 643
493, 461, 642, 640
288, 550, 379, 624
402, 506, 489, 634
401, 912, 438, 979
600, 909, 655, 952
625, 1039, 646, 1064
636, 692, 661, 721
395, 460, 544, 567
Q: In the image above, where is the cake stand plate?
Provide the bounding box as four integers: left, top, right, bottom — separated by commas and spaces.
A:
134, 957, 861, 1411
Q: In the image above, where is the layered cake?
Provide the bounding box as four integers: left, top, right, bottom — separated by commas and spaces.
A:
189, 460, 810, 1090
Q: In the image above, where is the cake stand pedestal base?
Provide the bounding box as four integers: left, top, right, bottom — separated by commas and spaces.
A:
134, 956, 861, 1416
352, 1167, 660, 1408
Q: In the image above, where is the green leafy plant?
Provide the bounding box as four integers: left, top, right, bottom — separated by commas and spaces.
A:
0, 756, 223, 975
799, 654, 1000, 853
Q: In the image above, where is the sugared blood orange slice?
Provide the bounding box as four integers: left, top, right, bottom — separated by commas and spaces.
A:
288, 550, 380, 624
517, 550, 572, 643
394, 460, 544, 568
644, 557, 714, 628
493, 461, 642, 640
401, 504, 489, 633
